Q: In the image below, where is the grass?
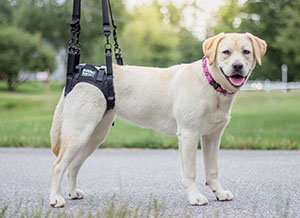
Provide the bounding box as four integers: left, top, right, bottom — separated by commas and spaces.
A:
0, 80, 64, 94
222, 91, 300, 149
0, 197, 176, 218
0, 197, 295, 218
0, 81, 299, 149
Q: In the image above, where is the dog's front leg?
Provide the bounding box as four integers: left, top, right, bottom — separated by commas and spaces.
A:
178, 129, 208, 206
201, 127, 233, 201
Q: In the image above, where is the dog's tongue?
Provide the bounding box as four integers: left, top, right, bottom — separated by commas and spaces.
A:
229, 76, 245, 87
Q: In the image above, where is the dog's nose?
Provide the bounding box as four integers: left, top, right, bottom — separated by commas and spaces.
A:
232, 62, 244, 72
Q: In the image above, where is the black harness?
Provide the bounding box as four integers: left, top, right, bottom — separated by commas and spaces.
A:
64, 0, 123, 110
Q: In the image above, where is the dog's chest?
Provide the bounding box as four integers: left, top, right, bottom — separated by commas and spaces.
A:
193, 95, 233, 135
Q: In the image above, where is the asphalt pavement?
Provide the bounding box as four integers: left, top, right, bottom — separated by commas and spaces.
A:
0, 148, 299, 218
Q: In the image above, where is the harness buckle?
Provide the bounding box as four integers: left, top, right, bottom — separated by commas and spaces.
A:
70, 19, 80, 28
96, 68, 105, 82
103, 25, 111, 37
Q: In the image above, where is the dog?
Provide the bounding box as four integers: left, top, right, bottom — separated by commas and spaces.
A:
49, 32, 267, 207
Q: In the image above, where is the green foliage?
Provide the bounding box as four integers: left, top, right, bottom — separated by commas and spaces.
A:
275, 0, 300, 80
120, 6, 180, 67
120, 4, 203, 67
13, 0, 70, 48
0, 0, 14, 25
0, 26, 56, 91
214, 0, 242, 34
0, 0, 129, 84
11, 0, 127, 55
177, 28, 203, 64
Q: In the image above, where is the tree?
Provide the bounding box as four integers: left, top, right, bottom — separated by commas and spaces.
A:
213, 0, 242, 34
0, 0, 15, 26
275, 0, 300, 81
120, 6, 180, 67
11, 0, 129, 64
177, 28, 203, 64
13, 0, 70, 49
154, 1, 204, 64
0, 26, 56, 91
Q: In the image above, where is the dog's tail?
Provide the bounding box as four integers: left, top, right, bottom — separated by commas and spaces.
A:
50, 92, 64, 157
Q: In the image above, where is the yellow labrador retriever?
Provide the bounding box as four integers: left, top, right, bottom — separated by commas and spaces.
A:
49, 32, 266, 207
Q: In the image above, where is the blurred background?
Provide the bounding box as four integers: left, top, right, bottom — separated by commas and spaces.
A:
0, 0, 299, 150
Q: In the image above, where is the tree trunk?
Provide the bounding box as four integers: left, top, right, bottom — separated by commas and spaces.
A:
7, 73, 16, 92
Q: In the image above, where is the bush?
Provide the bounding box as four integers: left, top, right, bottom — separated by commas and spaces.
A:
0, 26, 56, 91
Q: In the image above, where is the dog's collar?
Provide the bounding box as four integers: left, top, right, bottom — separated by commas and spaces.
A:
202, 56, 235, 96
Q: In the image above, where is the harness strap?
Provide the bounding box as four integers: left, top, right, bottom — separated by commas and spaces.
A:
72, 0, 81, 21
67, 0, 81, 77
102, 0, 115, 109
102, 0, 111, 36
107, 0, 124, 65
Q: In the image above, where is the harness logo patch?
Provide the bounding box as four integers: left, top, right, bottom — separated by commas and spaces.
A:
82, 69, 96, 77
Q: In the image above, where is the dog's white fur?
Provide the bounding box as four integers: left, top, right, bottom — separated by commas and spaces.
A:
49, 33, 267, 207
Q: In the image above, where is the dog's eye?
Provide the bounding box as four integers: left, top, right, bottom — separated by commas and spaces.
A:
222, 50, 231, 55
243, 49, 251, 55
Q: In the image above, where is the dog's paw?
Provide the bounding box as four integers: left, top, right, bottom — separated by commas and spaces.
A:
69, 189, 85, 200
188, 193, 208, 206
215, 190, 233, 201
50, 194, 65, 208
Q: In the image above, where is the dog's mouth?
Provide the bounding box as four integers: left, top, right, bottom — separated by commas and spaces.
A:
220, 67, 247, 88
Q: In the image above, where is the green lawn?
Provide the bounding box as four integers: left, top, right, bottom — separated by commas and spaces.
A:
0, 81, 299, 149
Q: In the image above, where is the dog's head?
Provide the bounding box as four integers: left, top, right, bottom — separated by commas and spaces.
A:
203, 32, 267, 91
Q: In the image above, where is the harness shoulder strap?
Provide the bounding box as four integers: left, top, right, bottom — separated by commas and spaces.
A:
102, 0, 115, 109
107, 0, 123, 65
65, 0, 81, 96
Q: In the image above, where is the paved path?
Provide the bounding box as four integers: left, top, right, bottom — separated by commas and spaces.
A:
0, 148, 299, 217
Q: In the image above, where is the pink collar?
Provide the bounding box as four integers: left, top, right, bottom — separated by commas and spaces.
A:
202, 56, 235, 95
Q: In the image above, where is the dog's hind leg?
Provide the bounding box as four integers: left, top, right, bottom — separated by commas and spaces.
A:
49, 84, 107, 208
67, 109, 115, 199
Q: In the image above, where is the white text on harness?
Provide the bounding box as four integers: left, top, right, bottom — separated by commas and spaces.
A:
82, 69, 96, 77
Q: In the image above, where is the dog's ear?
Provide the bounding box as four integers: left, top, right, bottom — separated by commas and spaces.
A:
246, 33, 267, 66
203, 32, 225, 65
